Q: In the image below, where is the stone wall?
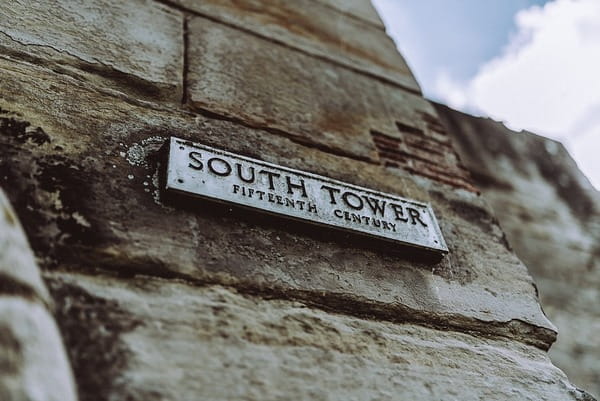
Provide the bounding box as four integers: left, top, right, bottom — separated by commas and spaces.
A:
0, 1, 594, 400
0, 189, 77, 401
435, 103, 600, 398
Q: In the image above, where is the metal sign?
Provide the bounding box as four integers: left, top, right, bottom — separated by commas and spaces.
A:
163, 137, 448, 256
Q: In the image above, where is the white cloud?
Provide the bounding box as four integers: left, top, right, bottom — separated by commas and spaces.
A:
434, 0, 600, 190
434, 71, 468, 110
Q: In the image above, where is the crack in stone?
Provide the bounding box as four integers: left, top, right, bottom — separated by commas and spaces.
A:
0, 30, 118, 74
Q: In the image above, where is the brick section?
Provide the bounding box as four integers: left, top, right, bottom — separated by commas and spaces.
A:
170, 0, 418, 92
187, 17, 433, 162
372, 121, 478, 192
0, 0, 183, 101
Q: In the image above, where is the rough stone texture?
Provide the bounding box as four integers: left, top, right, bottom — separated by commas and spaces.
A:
187, 18, 435, 161
435, 103, 600, 398
0, 0, 183, 102
187, 17, 475, 190
47, 271, 593, 401
0, 57, 557, 351
314, 0, 385, 28
0, 189, 77, 401
0, 0, 593, 399
0, 189, 49, 303
0, 296, 77, 401
170, 0, 417, 91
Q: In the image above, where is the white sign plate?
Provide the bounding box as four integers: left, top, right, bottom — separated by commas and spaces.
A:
164, 137, 448, 256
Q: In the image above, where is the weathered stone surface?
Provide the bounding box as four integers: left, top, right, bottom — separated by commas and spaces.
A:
0, 0, 183, 101
0, 187, 77, 401
435, 103, 600, 398
0, 189, 49, 303
47, 271, 592, 401
543, 282, 600, 398
1, 0, 592, 398
170, 0, 417, 91
0, 57, 556, 349
0, 296, 77, 401
186, 16, 473, 191
314, 0, 385, 28
187, 17, 431, 162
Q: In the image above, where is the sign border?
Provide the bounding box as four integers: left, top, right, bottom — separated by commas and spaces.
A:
164, 137, 449, 256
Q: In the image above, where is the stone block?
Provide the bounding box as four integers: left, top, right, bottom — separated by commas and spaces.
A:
187, 17, 429, 162
0, 0, 183, 101
171, 0, 417, 91
314, 0, 385, 28
47, 272, 590, 401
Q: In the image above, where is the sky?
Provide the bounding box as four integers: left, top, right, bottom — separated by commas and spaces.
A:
372, 0, 600, 190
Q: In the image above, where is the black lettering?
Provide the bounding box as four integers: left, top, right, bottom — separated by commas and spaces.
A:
408, 208, 428, 227
207, 157, 232, 176
286, 176, 308, 198
188, 151, 203, 170
389, 203, 409, 222
381, 221, 390, 230
321, 185, 341, 204
389, 222, 397, 232
334, 209, 343, 218
259, 170, 281, 190
361, 216, 371, 225
236, 163, 255, 183
351, 213, 361, 223
363, 196, 386, 217
276, 195, 284, 205
285, 198, 295, 208
256, 190, 265, 200
296, 200, 305, 210
268, 193, 276, 203
232, 184, 240, 194
307, 203, 318, 214
342, 191, 364, 210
